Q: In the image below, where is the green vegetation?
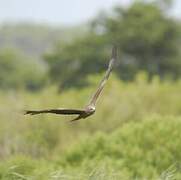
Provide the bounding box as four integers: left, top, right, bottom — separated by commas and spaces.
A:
0, 0, 181, 179
45, 1, 181, 89
0, 74, 181, 179
0, 1, 180, 91
0, 49, 47, 90
1, 116, 181, 179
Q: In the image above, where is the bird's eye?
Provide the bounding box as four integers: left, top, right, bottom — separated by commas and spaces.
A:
90, 107, 95, 111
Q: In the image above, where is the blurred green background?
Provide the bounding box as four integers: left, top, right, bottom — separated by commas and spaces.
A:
0, 0, 181, 179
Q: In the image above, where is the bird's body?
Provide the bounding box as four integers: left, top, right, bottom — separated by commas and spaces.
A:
25, 46, 117, 121
71, 105, 96, 121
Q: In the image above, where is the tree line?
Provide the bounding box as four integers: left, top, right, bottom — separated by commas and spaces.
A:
0, 0, 180, 90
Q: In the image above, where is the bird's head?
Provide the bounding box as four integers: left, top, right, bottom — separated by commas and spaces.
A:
86, 105, 96, 114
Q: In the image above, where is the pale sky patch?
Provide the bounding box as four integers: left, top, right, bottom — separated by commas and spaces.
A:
0, 0, 180, 26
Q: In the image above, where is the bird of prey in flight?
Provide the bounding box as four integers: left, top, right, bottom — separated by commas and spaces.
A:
25, 46, 117, 121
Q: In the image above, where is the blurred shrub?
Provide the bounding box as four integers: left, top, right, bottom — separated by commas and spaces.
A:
0, 116, 181, 179
0, 48, 47, 91
44, 34, 109, 89
58, 115, 181, 179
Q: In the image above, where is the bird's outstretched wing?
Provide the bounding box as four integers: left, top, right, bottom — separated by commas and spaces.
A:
24, 108, 85, 115
24, 45, 117, 121
88, 45, 117, 106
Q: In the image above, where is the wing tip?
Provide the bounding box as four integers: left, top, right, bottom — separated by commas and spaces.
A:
23, 110, 36, 115
112, 45, 117, 59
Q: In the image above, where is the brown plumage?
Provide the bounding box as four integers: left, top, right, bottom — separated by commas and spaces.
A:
24, 46, 117, 121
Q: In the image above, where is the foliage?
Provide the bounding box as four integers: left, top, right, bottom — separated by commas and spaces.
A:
102, 1, 180, 79
0, 1, 180, 91
44, 34, 109, 89
45, 1, 181, 89
0, 74, 181, 178
59, 116, 181, 179
0, 49, 47, 90
0, 23, 88, 91
0, 116, 181, 179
